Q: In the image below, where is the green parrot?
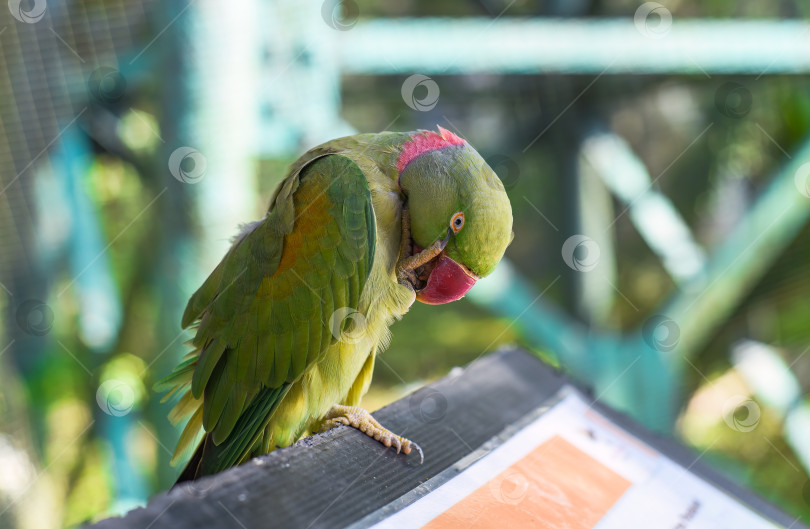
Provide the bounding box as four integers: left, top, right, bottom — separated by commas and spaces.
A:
157, 126, 513, 482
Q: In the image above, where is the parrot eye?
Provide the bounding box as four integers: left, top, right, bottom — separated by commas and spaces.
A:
451, 212, 465, 233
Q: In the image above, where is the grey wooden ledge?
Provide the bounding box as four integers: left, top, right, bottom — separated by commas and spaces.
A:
89, 348, 806, 529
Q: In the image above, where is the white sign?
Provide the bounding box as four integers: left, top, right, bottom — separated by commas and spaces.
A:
371, 391, 786, 529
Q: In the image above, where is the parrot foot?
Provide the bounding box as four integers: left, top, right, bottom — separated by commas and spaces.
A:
398, 234, 448, 275
396, 205, 449, 294
321, 404, 424, 464
398, 205, 414, 260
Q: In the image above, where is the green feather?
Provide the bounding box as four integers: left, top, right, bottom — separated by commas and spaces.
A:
202, 358, 230, 432
289, 322, 309, 378
271, 330, 292, 386
191, 338, 226, 399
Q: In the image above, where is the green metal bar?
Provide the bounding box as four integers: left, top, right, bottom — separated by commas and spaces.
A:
469, 262, 678, 430
339, 18, 810, 74
664, 141, 810, 362
468, 260, 594, 378
581, 132, 707, 285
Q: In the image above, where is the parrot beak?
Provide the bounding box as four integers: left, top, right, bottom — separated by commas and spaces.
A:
416, 251, 478, 305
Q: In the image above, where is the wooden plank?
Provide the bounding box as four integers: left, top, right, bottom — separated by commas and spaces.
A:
91, 348, 566, 529
89, 348, 805, 529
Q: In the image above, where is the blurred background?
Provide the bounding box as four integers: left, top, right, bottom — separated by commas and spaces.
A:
2, 0, 810, 527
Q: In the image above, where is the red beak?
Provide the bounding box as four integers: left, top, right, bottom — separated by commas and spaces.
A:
416, 252, 478, 305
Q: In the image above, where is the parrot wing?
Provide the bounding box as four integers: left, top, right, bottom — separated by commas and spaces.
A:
159, 153, 376, 474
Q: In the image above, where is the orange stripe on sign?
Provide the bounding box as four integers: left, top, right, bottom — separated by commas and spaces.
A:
424, 435, 631, 529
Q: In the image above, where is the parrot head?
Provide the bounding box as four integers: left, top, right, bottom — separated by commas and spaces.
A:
397, 127, 514, 305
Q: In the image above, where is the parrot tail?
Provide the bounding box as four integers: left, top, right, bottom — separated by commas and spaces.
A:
172, 384, 291, 486
173, 434, 212, 485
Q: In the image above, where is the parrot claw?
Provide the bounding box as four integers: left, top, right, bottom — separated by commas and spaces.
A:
397, 268, 419, 292
322, 404, 424, 464
404, 440, 425, 465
